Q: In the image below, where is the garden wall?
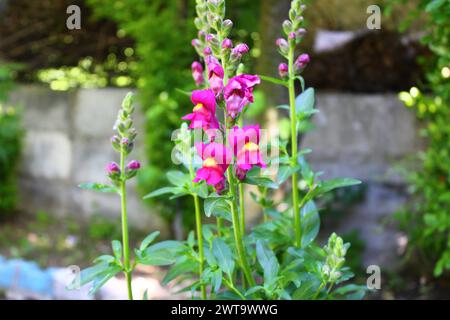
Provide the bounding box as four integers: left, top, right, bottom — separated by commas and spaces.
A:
9, 85, 423, 268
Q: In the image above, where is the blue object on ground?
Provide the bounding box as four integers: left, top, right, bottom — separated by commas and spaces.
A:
0, 255, 54, 297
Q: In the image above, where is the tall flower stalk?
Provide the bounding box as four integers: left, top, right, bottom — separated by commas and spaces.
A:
276, 0, 310, 247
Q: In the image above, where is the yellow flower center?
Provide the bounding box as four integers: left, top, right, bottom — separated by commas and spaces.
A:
193, 103, 204, 112
203, 157, 217, 167
244, 142, 259, 151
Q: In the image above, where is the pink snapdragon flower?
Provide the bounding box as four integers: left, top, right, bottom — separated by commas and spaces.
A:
182, 89, 219, 130
193, 142, 232, 193
224, 74, 260, 119
228, 125, 266, 180
207, 60, 224, 96
191, 61, 204, 87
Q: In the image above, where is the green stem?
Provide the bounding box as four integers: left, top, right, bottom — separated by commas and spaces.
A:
288, 45, 301, 248
224, 277, 246, 300
193, 194, 207, 299
313, 281, 326, 300
119, 149, 133, 300
227, 167, 256, 287
189, 159, 207, 300
239, 184, 246, 235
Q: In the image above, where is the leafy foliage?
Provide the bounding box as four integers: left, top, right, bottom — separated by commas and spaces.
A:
0, 63, 23, 215
389, 0, 450, 277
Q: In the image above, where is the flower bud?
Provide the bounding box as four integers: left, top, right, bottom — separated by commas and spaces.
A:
206, 34, 215, 42
282, 20, 292, 35
125, 160, 141, 179
194, 17, 203, 30
122, 92, 134, 113
276, 38, 289, 56
278, 63, 289, 79
222, 19, 233, 36
191, 61, 204, 87
296, 28, 307, 38
121, 137, 129, 146
127, 160, 141, 170
203, 47, 212, 56
294, 53, 310, 73
111, 135, 121, 152
191, 38, 201, 48
232, 43, 250, 55
222, 38, 233, 49
288, 32, 296, 40
106, 162, 121, 182
198, 30, 206, 40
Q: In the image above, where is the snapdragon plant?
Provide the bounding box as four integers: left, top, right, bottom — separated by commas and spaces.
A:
70, 0, 367, 300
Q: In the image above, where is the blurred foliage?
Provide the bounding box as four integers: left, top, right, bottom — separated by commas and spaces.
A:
389, 0, 450, 277
0, 62, 23, 216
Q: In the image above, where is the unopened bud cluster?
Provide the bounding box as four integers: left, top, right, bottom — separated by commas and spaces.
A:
107, 93, 141, 184
321, 233, 349, 282
277, 0, 310, 79
192, 0, 249, 78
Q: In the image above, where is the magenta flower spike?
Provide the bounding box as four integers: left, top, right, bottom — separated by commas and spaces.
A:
224, 74, 260, 119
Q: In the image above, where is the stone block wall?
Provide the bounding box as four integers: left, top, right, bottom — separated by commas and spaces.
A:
8, 86, 169, 236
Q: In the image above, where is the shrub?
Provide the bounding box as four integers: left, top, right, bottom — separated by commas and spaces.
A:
389, 0, 450, 277
0, 63, 23, 216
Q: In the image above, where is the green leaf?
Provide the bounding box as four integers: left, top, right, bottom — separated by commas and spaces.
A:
212, 238, 235, 278
143, 186, 178, 199
191, 181, 208, 198
139, 231, 160, 251
139, 240, 185, 266
243, 168, 278, 189
211, 269, 223, 293
88, 265, 122, 295
93, 255, 115, 264
260, 75, 288, 87
256, 240, 280, 287
111, 240, 122, 260
167, 170, 190, 186
295, 88, 315, 114
204, 196, 231, 220
318, 178, 361, 194
426, 0, 446, 12
79, 183, 117, 193
163, 256, 198, 285
277, 164, 301, 184
300, 201, 320, 247
292, 275, 321, 299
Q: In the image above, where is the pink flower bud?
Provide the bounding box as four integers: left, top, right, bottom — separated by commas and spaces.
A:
191, 39, 201, 48
294, 53, 310, 72
127, 160, 141, 170
191, 61, 204, 87
121, 137, 129, 145
296, 28, 307, 37
278, 63, 289, 78
232, 43, 250, 55
206, 34, 215, 42
203, 47, 212, 56
198, 30, 206, 39
288, 32, 296, 40
222, 38, 233, 49
106, 162, 120, 175
276, 38, 289, 56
